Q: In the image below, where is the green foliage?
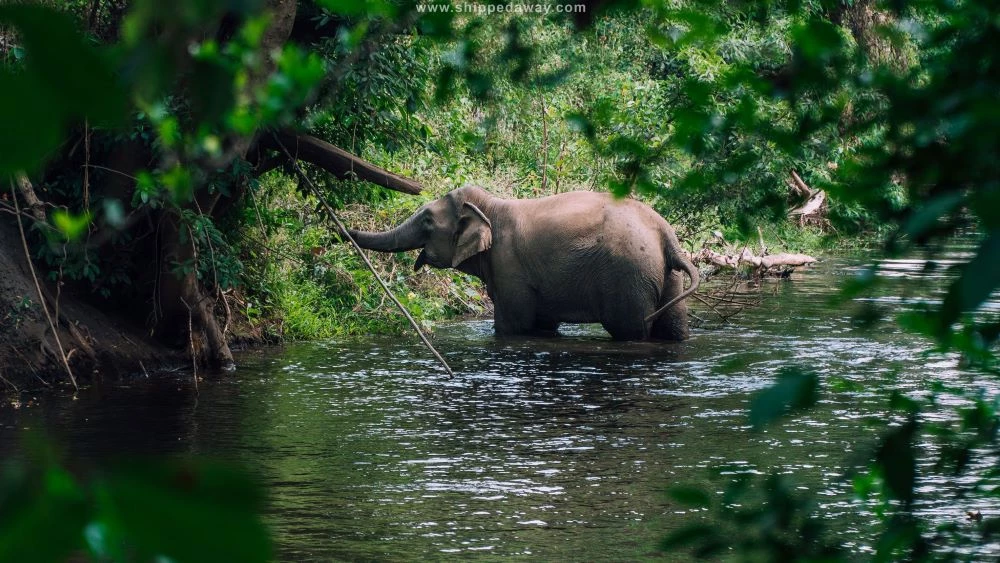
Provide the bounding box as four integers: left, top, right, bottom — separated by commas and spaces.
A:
1, 0, 329, 318
50, 210, 93, 242
661, 473, 847, 560
0, 4, 127, 175
594, 1, 1000, 558
2, 0, 999, 558
0, 435, 270, 562
748, 368, 819, 430
178, 209, 243, 290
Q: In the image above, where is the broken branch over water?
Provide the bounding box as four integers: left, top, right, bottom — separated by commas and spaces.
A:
690, 247, 817, 272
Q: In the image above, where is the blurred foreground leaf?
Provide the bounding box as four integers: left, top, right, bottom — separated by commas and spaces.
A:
0, 435, 270, 563
0, 4, 127, 175
938, 231, 1000, 338
749, 368, 819, 429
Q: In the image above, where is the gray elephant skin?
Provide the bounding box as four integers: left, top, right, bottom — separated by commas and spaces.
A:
347, 185, 699, 340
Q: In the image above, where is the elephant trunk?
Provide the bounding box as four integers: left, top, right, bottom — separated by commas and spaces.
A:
346, 212, 426, 252
644, 251, 701, 325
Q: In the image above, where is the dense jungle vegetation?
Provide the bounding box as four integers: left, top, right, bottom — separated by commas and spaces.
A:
0, 0, 910, 378
1, 0, 998, 560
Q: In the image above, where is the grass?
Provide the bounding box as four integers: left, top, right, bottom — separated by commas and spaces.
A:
235, 171, 489, 339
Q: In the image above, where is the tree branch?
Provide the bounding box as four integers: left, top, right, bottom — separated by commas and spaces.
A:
260, 130, 422, 195
789, 170, 813, 198
14, 173, 47, 222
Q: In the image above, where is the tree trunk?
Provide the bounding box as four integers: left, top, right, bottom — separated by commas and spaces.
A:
155, 0, 299, 371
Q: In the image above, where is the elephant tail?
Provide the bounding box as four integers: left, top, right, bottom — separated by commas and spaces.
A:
644, 252, 700, 325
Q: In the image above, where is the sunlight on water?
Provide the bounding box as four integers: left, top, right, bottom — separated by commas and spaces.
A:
1, 244, 998, 560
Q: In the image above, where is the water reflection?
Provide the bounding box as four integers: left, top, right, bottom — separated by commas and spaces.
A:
1, 247, 998, 559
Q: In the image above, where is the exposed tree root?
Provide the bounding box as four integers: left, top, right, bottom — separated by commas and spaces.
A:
11, 179, 78, 391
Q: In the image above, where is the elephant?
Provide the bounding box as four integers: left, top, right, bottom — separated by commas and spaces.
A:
346, 185, 699, 340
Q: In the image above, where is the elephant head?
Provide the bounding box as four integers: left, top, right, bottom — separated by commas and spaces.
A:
347, 187, 493, 270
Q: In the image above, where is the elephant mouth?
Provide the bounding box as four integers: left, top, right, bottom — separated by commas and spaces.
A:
415, 248, 451, 270
414, 248, 431, 271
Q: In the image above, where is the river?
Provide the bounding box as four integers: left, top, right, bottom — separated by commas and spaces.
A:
2, 246, 999, 560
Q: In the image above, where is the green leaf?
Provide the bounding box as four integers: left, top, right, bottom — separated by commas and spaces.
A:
51, 210, 93, 241
901, 192, 964, 240
938, 231, 1000, 337
659, 523, 716, 551
749, 368, 819, 429
791, 18, 845, 62
0, 71, 61, 175
0, 5, 127, 174
982, 518, 1000, 541
668, 486, 712, 508
564, 112, 595, 139
96, 460, 271, 563
0, 4, 127, 125
875, 419, 918, 507
315, 0, 396, 17
162, 165, 193, 203
0, 464, 88, 563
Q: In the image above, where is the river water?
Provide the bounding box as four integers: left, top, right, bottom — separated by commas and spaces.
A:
2, 246, 999, 560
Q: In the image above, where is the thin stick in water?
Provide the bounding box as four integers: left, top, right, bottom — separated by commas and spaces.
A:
271, 133, 454, 378
180, 297, 199, 392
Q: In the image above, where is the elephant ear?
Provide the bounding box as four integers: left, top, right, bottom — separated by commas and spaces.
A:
452, 202, 492, 267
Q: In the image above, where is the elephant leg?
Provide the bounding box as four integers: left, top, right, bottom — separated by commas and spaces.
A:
532, 317, 560, 337
603, 318, 648, 340
492, 290, 538, 336
650, 271, 690, 341
601, 299, 650, 341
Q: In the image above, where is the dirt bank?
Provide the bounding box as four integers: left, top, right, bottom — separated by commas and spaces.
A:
0, 220, 184, 393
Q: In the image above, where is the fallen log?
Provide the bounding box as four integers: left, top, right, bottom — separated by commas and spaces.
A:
689, 247, 817, 272
789, 190, 826, 218
786, 170, 827, 225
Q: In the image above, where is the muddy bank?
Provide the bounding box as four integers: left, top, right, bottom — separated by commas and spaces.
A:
0, 220, 184, 392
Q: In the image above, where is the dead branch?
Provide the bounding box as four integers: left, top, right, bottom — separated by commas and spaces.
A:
539, 95, 548, 194
180, 297, 199, 392
14, 173, 47, 222
691, 247, 817, 271
0, 371, 18, 392
260, 130, 422, 195
787, 170, 827, 224
692, 293, 731, 324
789, 190, 826, 218
789, 170, 813, 198
10, 180, 78, 391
